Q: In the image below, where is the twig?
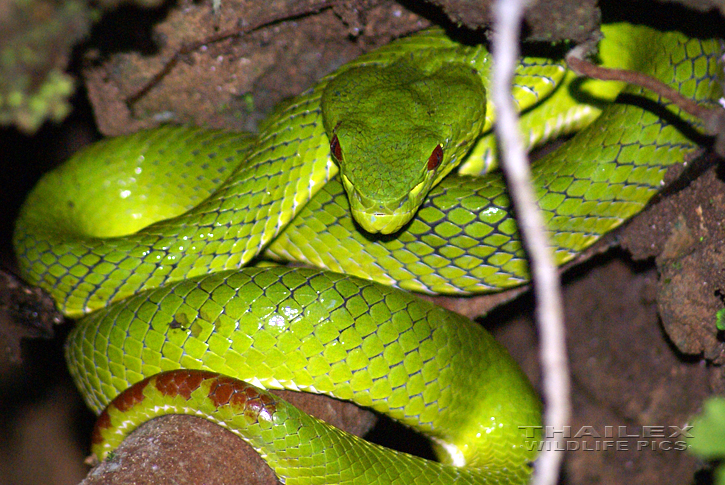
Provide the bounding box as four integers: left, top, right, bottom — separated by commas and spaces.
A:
566, 45, 725, 155
491, 1, 570, 485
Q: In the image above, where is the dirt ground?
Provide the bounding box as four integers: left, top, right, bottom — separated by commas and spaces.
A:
1, 0, 725, 484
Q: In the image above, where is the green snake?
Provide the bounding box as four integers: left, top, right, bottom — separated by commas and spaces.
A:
13, 21, 721, 484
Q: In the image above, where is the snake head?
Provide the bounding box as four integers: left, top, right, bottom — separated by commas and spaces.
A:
331, 129, 446, 234
322, 59, 486, 234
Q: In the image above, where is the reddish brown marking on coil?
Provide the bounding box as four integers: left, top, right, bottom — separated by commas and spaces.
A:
91, 377, 153, 446
208, 376, 277, 422
427, 145, 443, 171
208, 376, 236, 406
155, 370, 216, 400
112, 378, 151, 412
91, 411, 113, 445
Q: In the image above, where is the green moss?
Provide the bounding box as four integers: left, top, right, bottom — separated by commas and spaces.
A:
0, 0, 91, 132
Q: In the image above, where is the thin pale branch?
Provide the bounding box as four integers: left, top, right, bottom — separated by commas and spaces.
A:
491, 1, 570, 485
566, 46, 725, 155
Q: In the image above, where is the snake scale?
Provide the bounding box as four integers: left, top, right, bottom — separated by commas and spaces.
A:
13, 20, 721, 485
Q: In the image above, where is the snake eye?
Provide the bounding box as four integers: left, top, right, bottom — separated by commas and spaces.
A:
330, 134, 343, 161
427, 145, 443, 171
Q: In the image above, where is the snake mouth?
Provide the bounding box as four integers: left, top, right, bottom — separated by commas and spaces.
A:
352, 210, 409, 235
340, 175, 416, 234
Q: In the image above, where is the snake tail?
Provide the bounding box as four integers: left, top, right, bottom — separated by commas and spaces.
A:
93, 370, 531, 484
67, 266, 541, 484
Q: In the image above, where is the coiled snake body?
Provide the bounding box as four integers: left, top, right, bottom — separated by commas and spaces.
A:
13, 22, 722, 484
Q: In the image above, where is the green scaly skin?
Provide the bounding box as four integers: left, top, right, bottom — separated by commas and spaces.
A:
268, 23, 722, 293
74, 268, 540, 483
11, 22, 721, 484
320, 23, 637, 234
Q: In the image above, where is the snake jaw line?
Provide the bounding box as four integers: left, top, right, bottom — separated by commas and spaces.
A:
341, 173, 422, 234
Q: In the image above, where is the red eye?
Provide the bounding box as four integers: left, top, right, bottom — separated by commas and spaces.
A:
330, 134, 343, 161
427, 145, 443, 171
